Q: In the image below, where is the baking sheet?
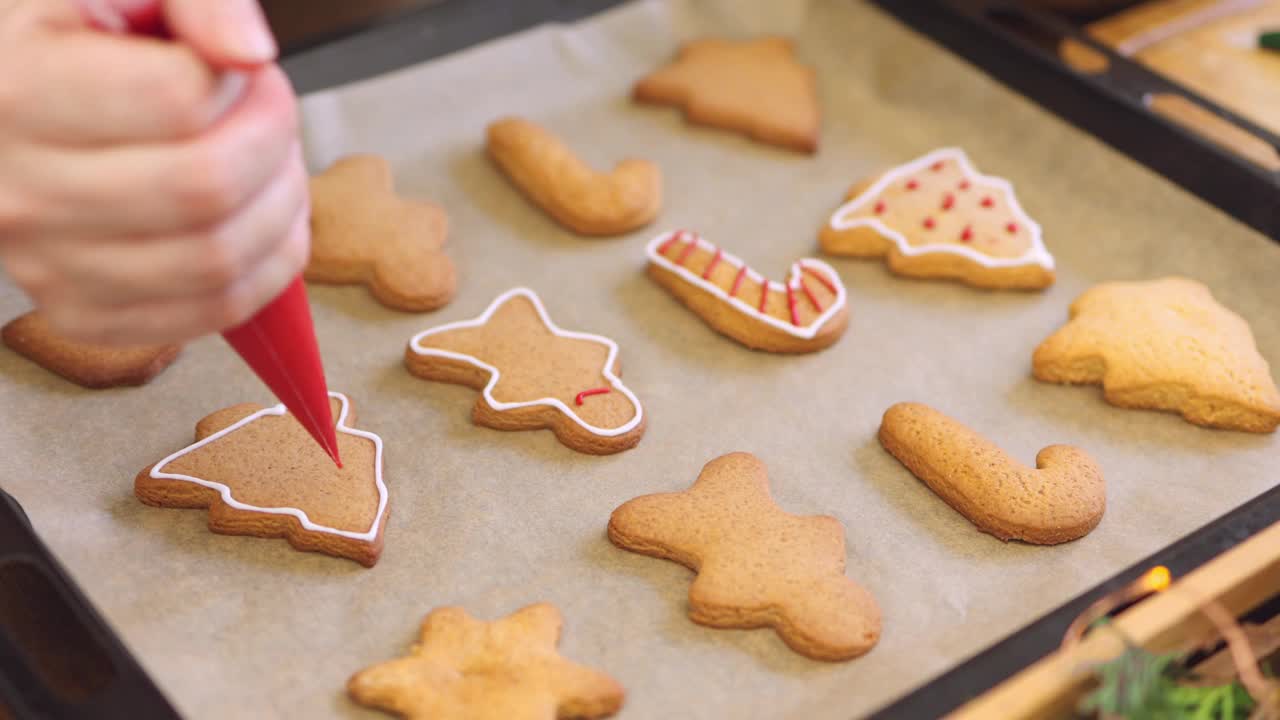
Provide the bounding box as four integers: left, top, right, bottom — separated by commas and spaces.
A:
2, 1, 1278, 718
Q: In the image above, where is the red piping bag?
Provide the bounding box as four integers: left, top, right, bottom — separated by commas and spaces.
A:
80, 5, 342, 466
222, 277, 342, 468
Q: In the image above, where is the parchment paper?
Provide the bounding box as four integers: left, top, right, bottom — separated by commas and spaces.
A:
1, 1, 1277, 718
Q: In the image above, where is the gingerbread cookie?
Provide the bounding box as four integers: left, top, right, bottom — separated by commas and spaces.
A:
135, 392, 388, 567
2, 310, 180, 389
878, 403, 1105, 545
821, 148, 1055, 290
1033, 277, 1280, 433
486, 117, 662, 236
608, 452, 881, 661
348, 603, 624, 720
405, 288, 644, 454
307, 154, 455, 312
646, 230, 848, 353
633, 37, 820, 153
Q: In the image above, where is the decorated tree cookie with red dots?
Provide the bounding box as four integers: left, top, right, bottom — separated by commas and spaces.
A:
819, 148, 1054, 290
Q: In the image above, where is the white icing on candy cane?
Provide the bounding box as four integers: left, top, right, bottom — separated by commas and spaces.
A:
645, 230, 847, 340
407, 288, 644, 438
149, 391, 388, 543
829, 148, 1054, 271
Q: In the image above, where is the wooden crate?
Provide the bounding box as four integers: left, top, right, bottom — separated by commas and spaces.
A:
950, 520, 1280, 719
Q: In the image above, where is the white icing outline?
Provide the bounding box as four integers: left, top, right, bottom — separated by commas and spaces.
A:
149, 391, 387, 543
828, 148, 1054, 271
644, 230, 848, 340
407, 288, 643, 438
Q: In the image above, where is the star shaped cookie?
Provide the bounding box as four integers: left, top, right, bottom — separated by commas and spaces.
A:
1033, 277, 1280, 433
608, 452, 881, 661
135, 392, 389, 566
347, 603, 624, 720
634, 37, 820, 153
307, 154, 456, 311
405, 288, 645, 454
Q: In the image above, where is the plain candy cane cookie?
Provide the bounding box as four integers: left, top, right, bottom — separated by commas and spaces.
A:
878, 402, 1105, 545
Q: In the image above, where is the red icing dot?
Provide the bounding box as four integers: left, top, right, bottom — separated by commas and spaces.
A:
942, 193, 955, 211
959, 180, 971, 191
980, 197, 995, 209
931, 161, 945, 172
873, 200, 886, 215
1006, 222, 1018, 234
923, 217, 935, 230
906, 179, 919, 191
960, 226, 973, 242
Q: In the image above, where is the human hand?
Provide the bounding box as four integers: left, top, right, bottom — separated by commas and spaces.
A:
0, 0, 309, 345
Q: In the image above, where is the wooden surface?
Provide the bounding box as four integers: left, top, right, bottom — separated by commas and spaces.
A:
948, 520, 1280, 719
1085, 0, 1280, 136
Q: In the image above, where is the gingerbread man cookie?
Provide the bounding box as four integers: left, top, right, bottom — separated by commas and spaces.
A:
634, 37, 820, 153
608, 452, 881, 661
879, 403, 1106, 545
646, 230, 848, 353
405, 288, 645, 454
2, 310, 180, 389
1033, 277, 1280, 433
486, 117, 662, 236
307, 154, 456, 311
135, 392, 388, 567
348, 603, 624, 720
821, 148, 1055, 289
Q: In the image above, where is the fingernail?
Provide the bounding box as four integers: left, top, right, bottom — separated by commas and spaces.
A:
74, 0, 128, 32
224, 1, 278, 64
208, 72, 250, 123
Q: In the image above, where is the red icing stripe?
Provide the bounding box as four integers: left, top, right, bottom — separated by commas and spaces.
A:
786, 283, 799, 326
657, 231, 683, 255
799, 279, 822, 313
701, 248, 722, 279
575, 387, 610, 406
729, 265, 748, 298
757, 282, 770, 313
675, 234, 699, 266
803, 266, 838, 295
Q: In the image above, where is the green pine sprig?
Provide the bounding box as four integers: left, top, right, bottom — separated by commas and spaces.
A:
1076, 621, 1261, 720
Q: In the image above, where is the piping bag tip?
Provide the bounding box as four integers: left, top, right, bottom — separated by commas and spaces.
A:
221, 276, 343, 468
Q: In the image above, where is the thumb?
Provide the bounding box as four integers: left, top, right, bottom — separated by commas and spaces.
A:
162, 0, 276, 69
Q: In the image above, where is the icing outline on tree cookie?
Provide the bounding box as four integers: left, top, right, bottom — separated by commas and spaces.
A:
407, 288, 644, 438
645, 231, 847, 339
828, 148, 1054, 270
149, 391, 388, 542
